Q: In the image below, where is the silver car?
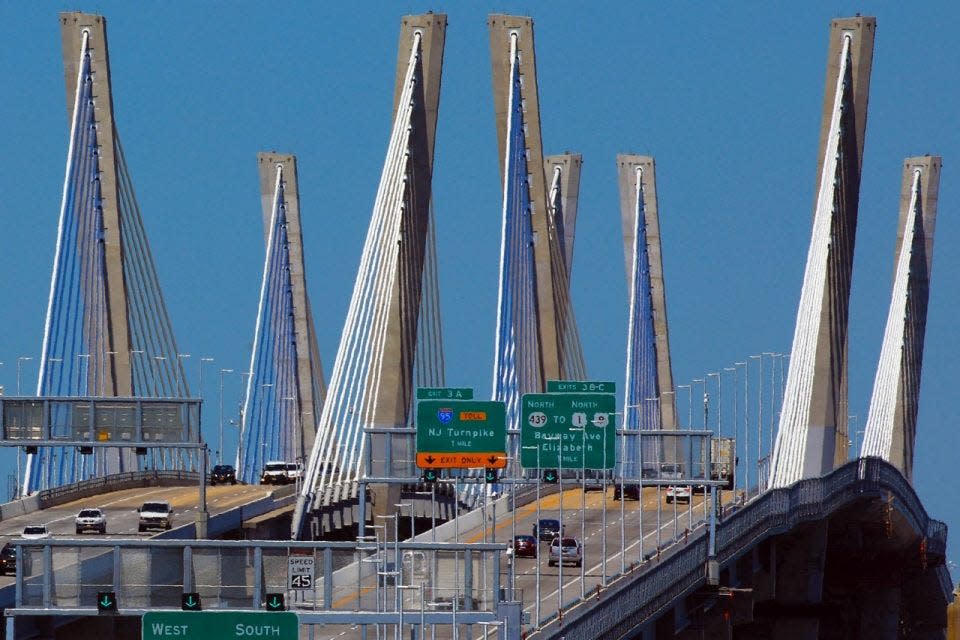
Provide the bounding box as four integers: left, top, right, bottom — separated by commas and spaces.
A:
547, 537, 582, 567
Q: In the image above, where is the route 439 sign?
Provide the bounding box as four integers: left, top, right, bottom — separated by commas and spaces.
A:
288, 555, 315, 590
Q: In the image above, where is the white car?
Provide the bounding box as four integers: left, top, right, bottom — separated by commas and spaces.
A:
547, 537, 583, 567
665, 485, 692, 504
260, 461, 301, 485
21, 525, 50, 540
75, 508, 107, 534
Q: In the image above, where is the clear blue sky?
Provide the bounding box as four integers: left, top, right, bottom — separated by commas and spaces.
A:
1, 4, 958, 576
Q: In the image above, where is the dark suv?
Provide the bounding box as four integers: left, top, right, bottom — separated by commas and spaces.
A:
532, 518, 562, 542
210, 464, 237, 486
613, 483, 641, 500
0, 544, 16, 576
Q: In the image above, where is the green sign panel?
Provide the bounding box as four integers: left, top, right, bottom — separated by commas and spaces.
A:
143, 611, 298, 640
416, 400, 506, 468
416, 387, 475, 400
546, 380, 616, 394
521, 393, 616, 469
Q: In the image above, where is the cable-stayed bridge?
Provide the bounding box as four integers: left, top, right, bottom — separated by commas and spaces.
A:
0, 10, 951, 640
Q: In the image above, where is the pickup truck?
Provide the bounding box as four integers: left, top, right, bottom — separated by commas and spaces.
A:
138, 501, 173, 532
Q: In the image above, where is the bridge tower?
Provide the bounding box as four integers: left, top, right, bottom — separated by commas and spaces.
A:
293, 14, 446, 538
860, 156, 941, 481
489, 16, 587, 473
769, 17, 875, 488
25, 13, 191, 492
236, 153, 326, 484
617, 156, 679, 478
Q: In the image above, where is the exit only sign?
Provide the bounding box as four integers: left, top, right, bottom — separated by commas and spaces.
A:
142, 611, 298, 639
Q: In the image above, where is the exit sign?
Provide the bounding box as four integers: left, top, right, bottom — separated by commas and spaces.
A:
416, 387, 474, 400
546, 380, 616, 394
142, 611, 298, 639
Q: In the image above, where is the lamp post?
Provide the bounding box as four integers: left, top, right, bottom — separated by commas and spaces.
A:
128, 350, 144, 395
521, 444, 542, 627
707, 372, 721, 438
258, 383, 274, 470
692, 379, 706, 429
175, 353, 191, 396
677, 384, 692, 428
726, 366, 741, 493
17, 356, 33, 395
198, 357, 214, 398
395, 503, 414, 541
102, 351, 116, 396
152, 356, 167, 397
570, 425, 586, 598
762, 352, 777, 465
749, 355, 762, 493
542, 433, 563, 616
76, 354, 91, 396
397, 584, 425, 640
477, 620, 504, 640
218, 369, 234, 464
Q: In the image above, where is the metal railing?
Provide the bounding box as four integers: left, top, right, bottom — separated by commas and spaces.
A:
533, 457, 948, 640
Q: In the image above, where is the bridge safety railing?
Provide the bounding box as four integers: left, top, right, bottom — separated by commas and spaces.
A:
532, 457, 948, 640
11, 538, 507, 617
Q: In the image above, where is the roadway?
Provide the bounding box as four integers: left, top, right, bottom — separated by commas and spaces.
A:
311, 485, 722, 640
0, 483, 274, 586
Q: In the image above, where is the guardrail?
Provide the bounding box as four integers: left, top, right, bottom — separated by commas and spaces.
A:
0, 470, 201, 522
534, 457, 949, 640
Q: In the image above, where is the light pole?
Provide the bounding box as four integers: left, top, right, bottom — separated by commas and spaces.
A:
198, 357, 214, 398
477, 620, 504, 640
395, 503, 414, 541
763, 352, 777, 464
677, 384, 692, 428
218, 369, 234, 464
521, 444, 542, 627
850, 415, 861, 457
129, 350, 144, 394
102, 351, 116, 396
749, 355, 762, 493
397, 584, 425, 640
175, 353, 191, 396
76, 354, 91, 396
543, 433, 563, 617
726, 366, 740, 493
692, 379, 706, 429
570, 425, 586, 599
152, 356, 167, 397
707, 373, 721, 438
17, 356, 33, 395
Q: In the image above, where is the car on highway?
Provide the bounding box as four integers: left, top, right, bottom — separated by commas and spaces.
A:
548, 536, 583, 567
613, 483, 641, 500
665, 485, 692, 504
0, 544, 16, 575
21, 525, 50, 540
260, 461, 301, 485
137, 501, 173, 532
532, 518, 562, 542
75, 508, 107, 534
210, 464, 237, 486
511, 535, 538, 559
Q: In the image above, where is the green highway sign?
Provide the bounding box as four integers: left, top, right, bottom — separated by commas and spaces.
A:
546, 380, 616, 394
416, 400, 507, 469
143, 611, 299, 640
521, 393, 616, 469
416, 387, 475, 400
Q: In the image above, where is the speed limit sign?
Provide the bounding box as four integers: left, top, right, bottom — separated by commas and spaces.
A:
288, 555, 315, 590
